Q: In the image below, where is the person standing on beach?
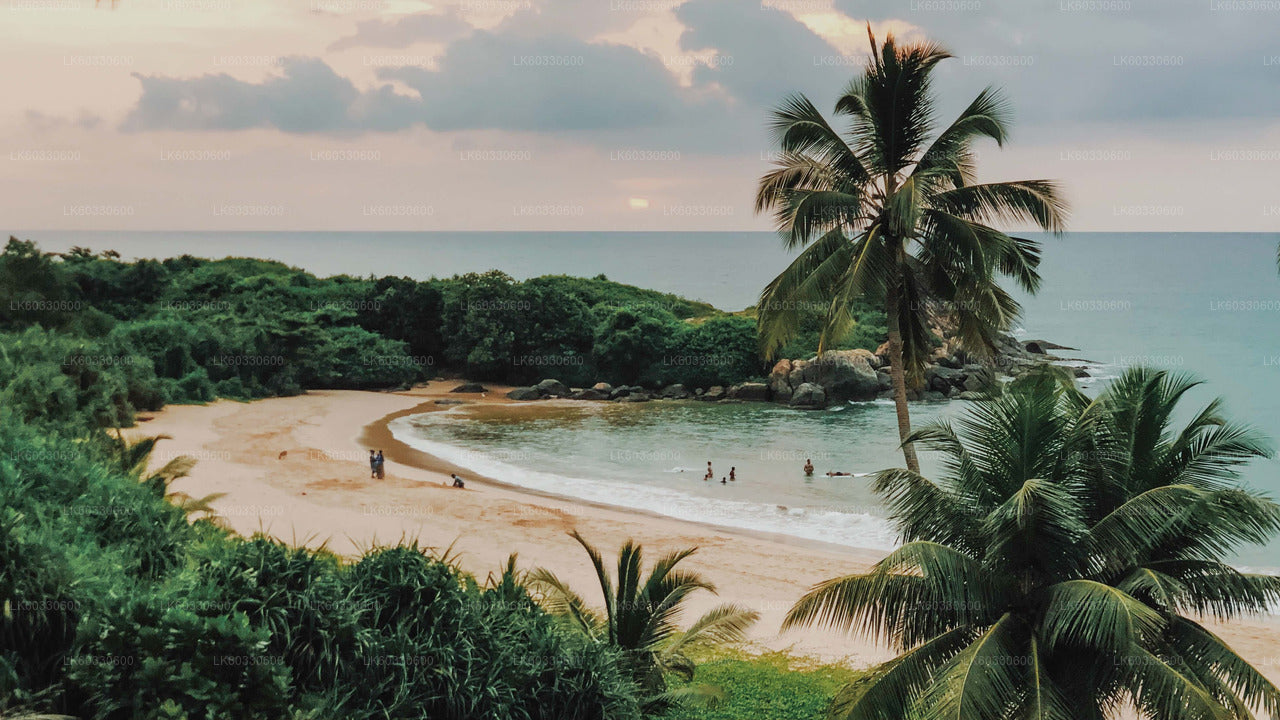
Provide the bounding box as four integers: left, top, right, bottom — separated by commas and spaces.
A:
369, 450, 378, 479
374, 450, 385, 479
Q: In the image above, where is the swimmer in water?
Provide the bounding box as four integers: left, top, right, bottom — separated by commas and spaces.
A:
803, 459, 814, 476
826, 471, 852, 477
720, 477, 726, 484
729, 467, 736, 481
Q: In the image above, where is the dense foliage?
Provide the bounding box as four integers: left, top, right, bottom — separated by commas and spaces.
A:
0, 416, 642, 719
0, 237, 892, 429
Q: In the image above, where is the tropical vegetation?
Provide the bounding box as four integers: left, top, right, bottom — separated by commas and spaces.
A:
530, 532, 760, 713
784, 368, 1280, 720
754, 29, 1068, 472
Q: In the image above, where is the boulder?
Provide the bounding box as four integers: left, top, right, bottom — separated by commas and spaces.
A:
571, 388, 608, 400
450, 382, 487, 393
609, 385, 632, 400
961, 364, 995, 392
957, 390, 985, 400
922, 390, 948, 402
592, 382, 614, 394
1072, 367, 1090, 378
534, 378, 569, 397
727, 382, 770, 401
876, 370, 893, 391
701, 386, 726, 401
507, 387, 540, 401
789, 382, 826, 409
947, 386, 961, 398
925, 365, 965, 393
620, 392, 651, 403
659, 383, 691, 400
811, 350, 880, 402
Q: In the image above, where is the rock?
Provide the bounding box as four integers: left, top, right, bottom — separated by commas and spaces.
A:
789, 382, 826, 409
1024, 339, 1076, 355
620, 392, 651, 402
926, 365, 965, 393
534, 378, 569, 397
922, 390, 947, 402
609, 385, 632, 400
592, 382, 613, 393
937, 354, 963, 370
961, 364, 995, 392
694, 387, 705, 396
571, 388, 608, 400
727, 382, 770, 401
659, 383, 691, 400
701, 386, 726, 401
434, 399, 464, 405
876, 370, 892, 391
957, 391, 985, 400
877, 389, 894, 399
816, 350, 880, 402
507, 387, 540, 401
947, 386, 961, 398
1072, 367, 1090, 378
450, 382, 487, 393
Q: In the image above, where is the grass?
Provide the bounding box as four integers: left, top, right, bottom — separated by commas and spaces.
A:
658, 647, 863, 720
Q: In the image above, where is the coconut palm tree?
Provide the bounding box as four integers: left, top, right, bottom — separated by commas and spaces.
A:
784, 368, 1280, 720
754, 28, 1068, 473
529, 531, 759, 712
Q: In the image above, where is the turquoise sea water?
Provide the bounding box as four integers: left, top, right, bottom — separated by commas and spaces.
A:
25, 230, 1280, 566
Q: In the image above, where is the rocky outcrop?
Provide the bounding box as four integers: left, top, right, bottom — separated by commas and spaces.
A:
789, 382, 826, 409
699, 386, 726, 401
534, 378, 569, 397
727, 382, 770, 401
450, 382, 487, 393
507, 387, 540, 401
769, 350, 880, 406
571, 387, 608, 400
659, 383, 691, 400
592, 382, 614, 394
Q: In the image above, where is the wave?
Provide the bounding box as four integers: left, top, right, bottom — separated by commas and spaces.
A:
388, 416, 900, 552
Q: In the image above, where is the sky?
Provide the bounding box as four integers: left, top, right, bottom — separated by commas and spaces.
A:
2, 0, 1278, 232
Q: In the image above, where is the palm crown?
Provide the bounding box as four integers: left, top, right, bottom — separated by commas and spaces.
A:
756, 28, 1068, 472
785, 368, 1280, 720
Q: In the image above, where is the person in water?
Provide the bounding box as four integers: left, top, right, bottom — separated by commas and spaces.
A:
720, 477, 726, 484
729, 467, 736, 481
803, 458, 814, 476
705, 461, 713, 480
826, 471, 852, 477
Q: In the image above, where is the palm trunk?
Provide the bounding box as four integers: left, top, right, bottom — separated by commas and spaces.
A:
884, 291, 921, 474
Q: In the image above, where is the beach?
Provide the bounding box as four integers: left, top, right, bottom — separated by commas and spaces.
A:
126, 382, 1280, 679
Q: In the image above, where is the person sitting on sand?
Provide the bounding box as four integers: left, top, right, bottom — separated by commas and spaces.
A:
450, 473, 465, 489
374, 450, 386, 479
729, 467, 736, 481
803, 459, 814, 476
369, 450, 378, 479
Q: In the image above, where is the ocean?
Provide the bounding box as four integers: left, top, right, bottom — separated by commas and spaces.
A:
23, 230, 1280, 567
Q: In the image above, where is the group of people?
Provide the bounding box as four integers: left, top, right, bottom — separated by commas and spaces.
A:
368, 450, 385, 479
703, 461, 737, 484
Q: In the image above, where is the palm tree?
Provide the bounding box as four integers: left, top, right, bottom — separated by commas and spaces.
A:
530, 531, 759, 712
108, 432, 225, 521
755, 28, 1068, 473
784, 368, 1280, 720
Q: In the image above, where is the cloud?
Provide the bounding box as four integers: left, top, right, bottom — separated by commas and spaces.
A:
380, 31, 704, 132
328, 11, 472, 51
121, 57, 419, 134
676, 0, 852, 107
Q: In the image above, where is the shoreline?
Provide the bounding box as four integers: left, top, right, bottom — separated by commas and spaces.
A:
128, 383, 1280, 676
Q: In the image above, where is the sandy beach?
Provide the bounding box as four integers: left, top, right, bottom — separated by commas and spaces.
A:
128, 382, 1280, 678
